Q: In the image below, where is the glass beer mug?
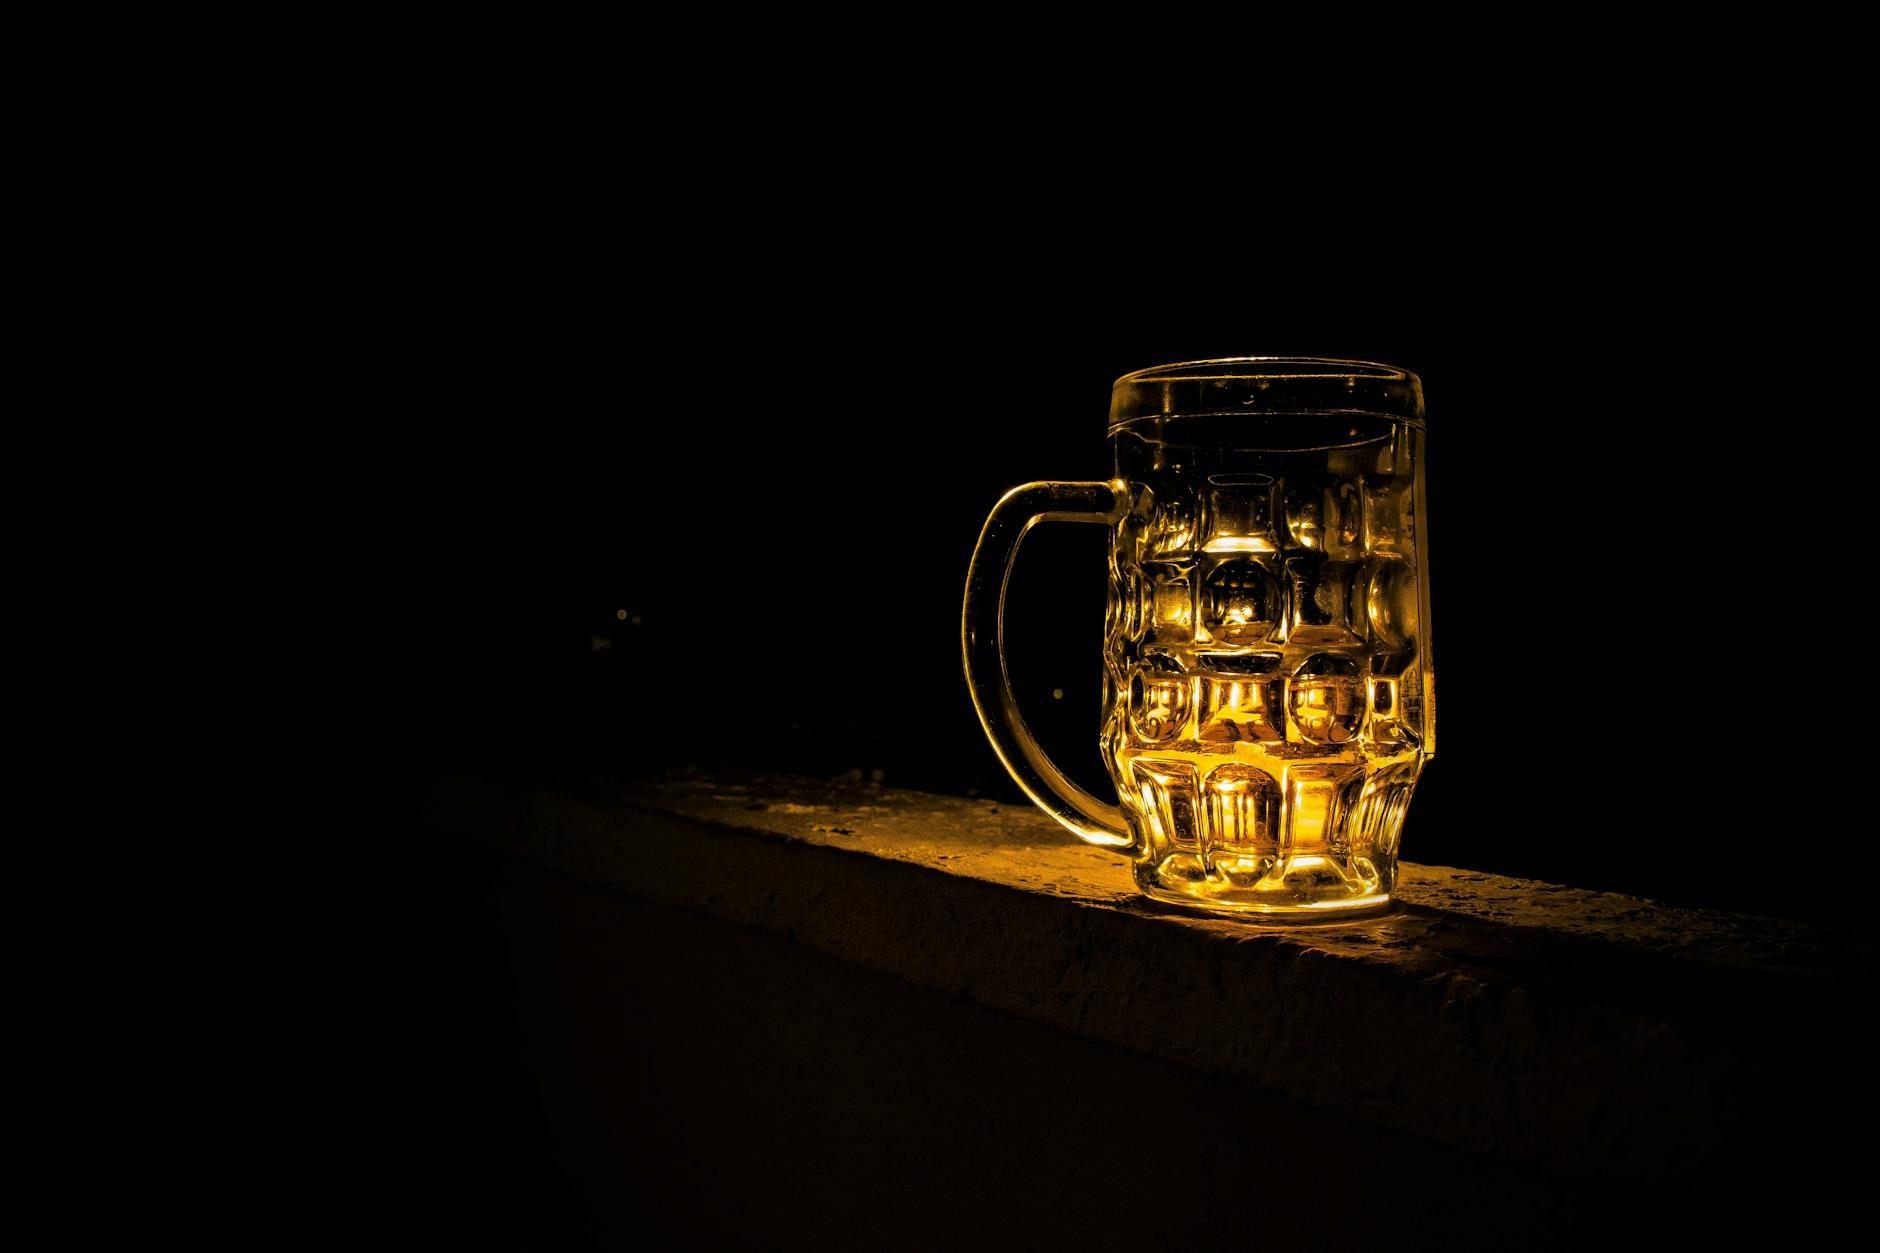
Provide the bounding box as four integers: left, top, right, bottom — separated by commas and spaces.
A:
963, 358, 1433, 917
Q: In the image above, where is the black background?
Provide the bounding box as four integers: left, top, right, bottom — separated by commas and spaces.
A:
357, 136, 1871, 1247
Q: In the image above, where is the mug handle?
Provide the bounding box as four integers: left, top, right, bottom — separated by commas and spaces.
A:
962, 480, 1136, 852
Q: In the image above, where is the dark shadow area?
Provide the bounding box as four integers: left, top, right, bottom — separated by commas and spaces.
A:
377, 833, 1845, 1249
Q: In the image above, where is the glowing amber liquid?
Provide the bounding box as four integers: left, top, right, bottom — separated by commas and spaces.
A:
1102, 415, 1432, 914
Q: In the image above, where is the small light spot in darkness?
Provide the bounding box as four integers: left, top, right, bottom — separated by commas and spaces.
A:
1051, 688, 1064, 700
616, 609, 628, 620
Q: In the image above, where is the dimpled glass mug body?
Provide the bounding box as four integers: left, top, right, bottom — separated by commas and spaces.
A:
963, 359, 1433, 917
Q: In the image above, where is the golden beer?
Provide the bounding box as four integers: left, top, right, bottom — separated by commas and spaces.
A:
965, 360, 1432, 917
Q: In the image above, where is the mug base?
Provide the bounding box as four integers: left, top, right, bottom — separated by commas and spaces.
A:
1134, 854, 1394, 919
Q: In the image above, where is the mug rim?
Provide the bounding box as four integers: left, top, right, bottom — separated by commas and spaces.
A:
1112, 356, 1418, 389
1110, 357, 1425, 432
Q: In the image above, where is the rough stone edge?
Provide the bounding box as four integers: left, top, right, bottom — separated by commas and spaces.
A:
426, 773, 1857, 1183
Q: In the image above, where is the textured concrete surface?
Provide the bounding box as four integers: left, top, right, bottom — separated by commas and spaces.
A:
426, 768, 1873, 1186
486, 855, 1629, 1251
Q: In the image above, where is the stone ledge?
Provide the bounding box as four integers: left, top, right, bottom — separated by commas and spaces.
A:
425, 768, 1872, 1184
